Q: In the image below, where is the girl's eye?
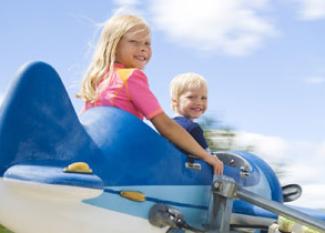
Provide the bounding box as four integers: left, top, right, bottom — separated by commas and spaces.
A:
128, 40, 151, 47
202, 96, 207, 100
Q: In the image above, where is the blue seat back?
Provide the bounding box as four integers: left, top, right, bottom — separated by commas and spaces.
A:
0, 61, 100, 175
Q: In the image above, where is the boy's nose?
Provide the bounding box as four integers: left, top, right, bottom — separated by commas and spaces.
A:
196, 100, 205, 106
195, 98, 203, 103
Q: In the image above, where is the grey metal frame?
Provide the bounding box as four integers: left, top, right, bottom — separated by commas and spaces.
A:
208, 176, 325, 233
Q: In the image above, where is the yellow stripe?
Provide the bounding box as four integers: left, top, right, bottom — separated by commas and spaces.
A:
120, 191, 146, 202
115, 68, 135, 100
116, 68, 134, 82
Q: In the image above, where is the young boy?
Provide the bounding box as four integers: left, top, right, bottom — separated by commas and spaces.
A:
170, 72, 209, 151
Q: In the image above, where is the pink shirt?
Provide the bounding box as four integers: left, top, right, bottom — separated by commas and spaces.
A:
85, 64, 163, 120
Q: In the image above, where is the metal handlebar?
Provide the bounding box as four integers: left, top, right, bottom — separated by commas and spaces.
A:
236, 188, 325, 232
209, 176, 325, 233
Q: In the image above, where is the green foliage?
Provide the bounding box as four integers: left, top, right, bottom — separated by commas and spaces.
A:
200, 115, 287, 178
204, 129, 236, 151
199, 115, 236, 151
277, 216, 323, 233
0, 225, 13, 233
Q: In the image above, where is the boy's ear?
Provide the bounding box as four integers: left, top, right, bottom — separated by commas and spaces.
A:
171, 98, 178, 110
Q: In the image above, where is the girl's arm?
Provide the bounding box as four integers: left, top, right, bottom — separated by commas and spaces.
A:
151, 112, 223, 175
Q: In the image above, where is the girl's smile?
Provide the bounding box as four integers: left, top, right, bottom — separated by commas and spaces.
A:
115, 25, 152, 69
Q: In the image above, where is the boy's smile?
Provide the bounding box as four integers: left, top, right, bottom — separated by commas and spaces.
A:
174, 86, 207, 120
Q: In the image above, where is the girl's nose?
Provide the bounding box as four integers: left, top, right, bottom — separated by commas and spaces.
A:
140, 44, 148, 52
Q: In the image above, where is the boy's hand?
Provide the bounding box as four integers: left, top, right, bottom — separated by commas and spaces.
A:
211, 156, 224, 175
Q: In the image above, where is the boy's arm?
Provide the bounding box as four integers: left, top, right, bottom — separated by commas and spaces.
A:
150, 112, 223, 175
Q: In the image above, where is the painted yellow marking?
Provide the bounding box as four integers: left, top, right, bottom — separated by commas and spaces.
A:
120, 191, 146, 202
63, 162, 93, 174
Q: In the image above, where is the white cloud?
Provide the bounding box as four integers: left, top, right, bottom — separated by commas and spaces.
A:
113, 0, 139, 7
0, 94, 4, 106
291, 184, 325, 208
233, 131, 325, 208
113, 0, 143, 16
234, 132, 325, 185
304, 76, 325, 84
148, 0, 277, 56
286, 141, 325, 185
112, 0, 277, 55
297, 0, 325, 20
234, 131, 289, 162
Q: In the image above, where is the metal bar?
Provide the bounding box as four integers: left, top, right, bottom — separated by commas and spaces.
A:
236, 188, 325, 231
207, 193, 233, 233
208, 176, 237, 233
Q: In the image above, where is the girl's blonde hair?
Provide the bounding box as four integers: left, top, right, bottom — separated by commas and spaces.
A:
78, 14, 150, 102
170, 72, 208, 111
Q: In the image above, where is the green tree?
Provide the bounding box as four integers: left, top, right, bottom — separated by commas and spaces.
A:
199, 115, 237, 151
199, 115, 287, 179
0, 225, 13, 233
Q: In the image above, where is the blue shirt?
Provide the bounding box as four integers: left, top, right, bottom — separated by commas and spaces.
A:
173, 116, 208, 150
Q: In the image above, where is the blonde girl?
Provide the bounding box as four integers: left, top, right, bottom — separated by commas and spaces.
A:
78, 14, 223, 175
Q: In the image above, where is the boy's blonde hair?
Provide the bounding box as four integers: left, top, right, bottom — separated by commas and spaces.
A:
170, 72, 208, 111
78, 14, 150, 102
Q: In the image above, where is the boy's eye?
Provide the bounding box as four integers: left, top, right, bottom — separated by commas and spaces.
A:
202, 96, 207, 100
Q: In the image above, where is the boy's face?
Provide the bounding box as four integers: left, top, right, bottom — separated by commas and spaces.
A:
174, 86, 207, 120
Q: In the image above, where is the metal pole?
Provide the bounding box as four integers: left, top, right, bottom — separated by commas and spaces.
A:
207, 176, 236, 233
236, 188, 325, 232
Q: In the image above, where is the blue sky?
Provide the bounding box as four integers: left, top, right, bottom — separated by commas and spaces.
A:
1, 0, 325, 207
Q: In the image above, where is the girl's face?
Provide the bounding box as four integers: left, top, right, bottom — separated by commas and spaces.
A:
174, 86, 208, 120
115, 25, 152, 69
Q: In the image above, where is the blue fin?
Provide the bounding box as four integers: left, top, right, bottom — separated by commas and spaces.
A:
0, 61, 100, 175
